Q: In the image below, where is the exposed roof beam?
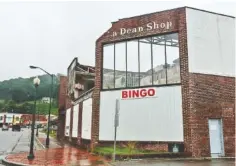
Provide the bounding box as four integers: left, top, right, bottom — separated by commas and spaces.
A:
139, 40, 179, 47
75, 71, 95, 76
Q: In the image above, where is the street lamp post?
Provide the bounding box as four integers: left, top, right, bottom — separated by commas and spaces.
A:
36, 107, 39, 137
27, 77, 40, 160
29, 65, 53, 148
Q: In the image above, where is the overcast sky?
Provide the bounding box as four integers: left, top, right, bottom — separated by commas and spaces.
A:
0, 0, 235, 81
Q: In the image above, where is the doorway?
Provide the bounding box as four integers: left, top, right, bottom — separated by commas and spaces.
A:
208, 119, 224, 158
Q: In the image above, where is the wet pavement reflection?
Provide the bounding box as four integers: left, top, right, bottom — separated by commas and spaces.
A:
5, 147, 106, 166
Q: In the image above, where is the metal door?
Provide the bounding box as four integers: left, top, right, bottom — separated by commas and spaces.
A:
208, 119, 224, 158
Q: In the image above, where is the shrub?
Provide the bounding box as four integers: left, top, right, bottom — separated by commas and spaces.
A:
126, 142, 137, 155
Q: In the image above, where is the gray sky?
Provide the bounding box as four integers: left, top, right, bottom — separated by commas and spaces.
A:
0, 0, 235, 81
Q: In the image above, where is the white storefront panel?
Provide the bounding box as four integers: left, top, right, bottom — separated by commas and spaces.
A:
72, 104, 79, 138
186, 8, 235, 77
81, 98, 92, 140
99, 86, 183, 142
65, 108, 71, 137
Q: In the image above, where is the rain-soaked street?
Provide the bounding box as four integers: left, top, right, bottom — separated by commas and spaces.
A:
113, 159, 235, 166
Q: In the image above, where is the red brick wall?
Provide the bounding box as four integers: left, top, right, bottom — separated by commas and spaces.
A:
58, 76, 68, 110
57, 76, 68, 140
93, 7, 190, 152
189, 73, 235, 157
98, 141, 169, 152
138, 143, 168, 152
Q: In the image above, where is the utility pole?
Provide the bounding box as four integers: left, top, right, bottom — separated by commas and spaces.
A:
113, 99, 120, 161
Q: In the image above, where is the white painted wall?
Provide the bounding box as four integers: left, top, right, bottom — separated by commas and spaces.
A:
72, 104, 79, 138
186, 8, 235, 77
82, 98, 92, 140
99, 86, 183, 142
65, 108, 71, 137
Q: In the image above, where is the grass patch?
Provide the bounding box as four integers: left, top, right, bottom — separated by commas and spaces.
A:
41, 129, 57, 138
94, 146, 158, 155
49, 131, 57, 138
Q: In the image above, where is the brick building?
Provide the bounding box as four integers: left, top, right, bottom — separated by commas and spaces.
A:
58, 6, 235, 158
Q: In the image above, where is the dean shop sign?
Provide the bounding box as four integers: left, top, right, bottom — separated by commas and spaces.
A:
112, 21, 172, 37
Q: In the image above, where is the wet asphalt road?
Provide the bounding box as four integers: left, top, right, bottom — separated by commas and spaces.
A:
113, 159, 235, 166
0, 128, 27, 165
0, 128, 23, 155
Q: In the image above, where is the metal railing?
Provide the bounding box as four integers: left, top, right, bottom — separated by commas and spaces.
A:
73, 87, 94, 105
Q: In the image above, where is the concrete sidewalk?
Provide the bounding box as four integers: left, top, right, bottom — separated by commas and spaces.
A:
2, 130, 108, 166
11, 128, 43, 154
2, 147, 108, 166
35, 130, 62, 149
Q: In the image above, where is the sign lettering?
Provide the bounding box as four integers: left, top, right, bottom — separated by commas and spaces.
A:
112, 21, 172, 37
121, 88, 156, 99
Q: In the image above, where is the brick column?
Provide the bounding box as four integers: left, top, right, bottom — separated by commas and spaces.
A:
91, 41, 103, 150
69, 106, 74, 142
177, 8, 191, 155
77, 102, 83, 145
57, 76, 68, 140
57, 107, 66, 141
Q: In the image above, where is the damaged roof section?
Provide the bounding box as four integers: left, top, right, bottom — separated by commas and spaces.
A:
67, 57, 95, 102
74, 63, 95, 79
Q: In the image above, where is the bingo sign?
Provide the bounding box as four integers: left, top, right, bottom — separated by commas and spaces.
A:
121, 88, 156, 99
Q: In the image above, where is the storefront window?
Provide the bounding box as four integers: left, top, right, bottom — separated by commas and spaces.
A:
127, 40, 139, 87
139, 37, 152, 86
103, 44, 114, 89
115, 42, 126, 88
102, 33, 180, 90
166, 33, 180, 84
152, 35, 166, 85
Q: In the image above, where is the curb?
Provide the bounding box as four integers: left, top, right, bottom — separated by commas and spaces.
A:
2, 157, 29, 166
143, 157, 235, 161
2, 157, 234, 166
108, 157, 236, 165
35, 136, 45, 149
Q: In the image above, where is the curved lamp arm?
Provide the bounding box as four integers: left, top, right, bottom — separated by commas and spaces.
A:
29, 66, 53, 77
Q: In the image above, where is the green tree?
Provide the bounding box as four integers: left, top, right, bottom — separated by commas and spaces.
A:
21, 102, 34, 114
5, 100, 16, 112
0, 74, 59, 102
0, 102, 4, 112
